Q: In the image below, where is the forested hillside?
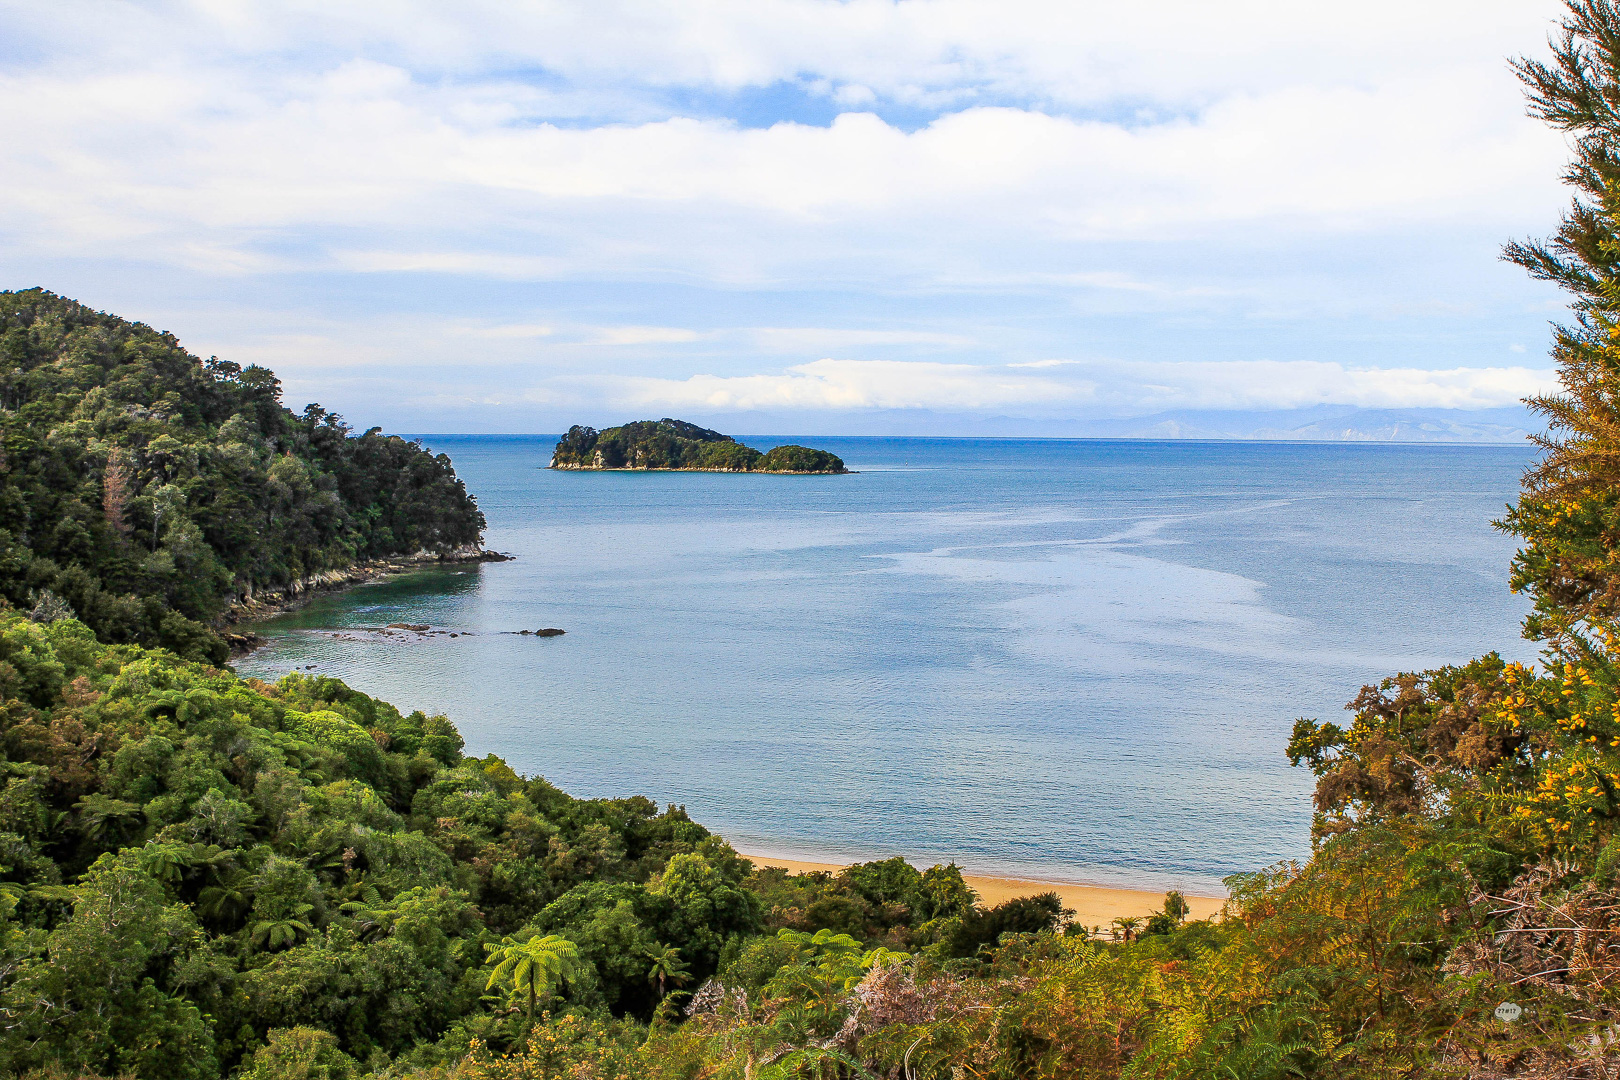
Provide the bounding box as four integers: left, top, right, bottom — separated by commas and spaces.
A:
0, 615, 1012, 1079
0, 290, 485, 664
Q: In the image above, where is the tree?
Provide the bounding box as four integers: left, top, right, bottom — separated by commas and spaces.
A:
645, 943, 691, 1001
251, 903, 315, 951
1504, 0, 1620, 658
0, 851, 220, 1079
777, 926, 863, 960
238, 1027, 359, 1080
439, 1014, 642, 1080
914, 862, 977, 922
645, 853, 762, 981
103, 448, 132, 536
150, 483, 187, 552
840, 856, 923, 909
248, 857, 320, 952
944, 893, 1066, 957
198, 870, 255, 925
27, 589, 74, 624
74, 792, 142, 845
484, 933, 584, 1019
1145, 890, 1191, 936
138, 844, 192, 890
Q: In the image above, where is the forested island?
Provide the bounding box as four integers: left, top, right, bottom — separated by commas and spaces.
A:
550, 418, 847, 473
0, 290, 488, 665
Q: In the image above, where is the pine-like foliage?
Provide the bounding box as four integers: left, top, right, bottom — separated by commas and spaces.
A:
1504, 1, 1620, 654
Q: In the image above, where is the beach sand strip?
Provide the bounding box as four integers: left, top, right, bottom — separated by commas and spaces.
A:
742, 854, 1226, 928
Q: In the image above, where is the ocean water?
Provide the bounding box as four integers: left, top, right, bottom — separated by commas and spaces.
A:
237, 437, 1539, 894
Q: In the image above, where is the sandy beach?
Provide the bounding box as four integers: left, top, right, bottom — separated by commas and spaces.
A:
742, 854, 1226, 928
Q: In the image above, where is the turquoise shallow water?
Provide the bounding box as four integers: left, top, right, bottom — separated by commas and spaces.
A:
237, 437, 1538, 894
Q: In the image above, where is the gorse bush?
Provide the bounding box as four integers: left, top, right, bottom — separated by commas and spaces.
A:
0, 289, 485, 665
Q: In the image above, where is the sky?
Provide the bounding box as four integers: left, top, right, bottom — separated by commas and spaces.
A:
0, 0, 1581, 434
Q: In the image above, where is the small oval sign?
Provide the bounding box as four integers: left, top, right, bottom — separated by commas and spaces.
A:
1495, 1002, 1523, 1023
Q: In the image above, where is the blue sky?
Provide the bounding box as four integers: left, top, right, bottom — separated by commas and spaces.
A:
0, 0, 1577, 434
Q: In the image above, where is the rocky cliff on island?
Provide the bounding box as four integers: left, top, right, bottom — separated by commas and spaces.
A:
550, 418, 848, 473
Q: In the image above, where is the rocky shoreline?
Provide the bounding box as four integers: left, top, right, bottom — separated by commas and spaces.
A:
220, 547, 512, 657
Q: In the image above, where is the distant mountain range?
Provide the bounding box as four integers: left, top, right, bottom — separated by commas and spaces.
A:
1066, 405, 1545, 443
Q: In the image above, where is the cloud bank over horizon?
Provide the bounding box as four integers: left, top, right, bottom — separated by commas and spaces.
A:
0, 0, 1578, 434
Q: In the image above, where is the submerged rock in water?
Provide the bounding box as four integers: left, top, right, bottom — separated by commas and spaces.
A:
515, 628, 566, 636
224, 631, 268, 658
387, 623, 430, 632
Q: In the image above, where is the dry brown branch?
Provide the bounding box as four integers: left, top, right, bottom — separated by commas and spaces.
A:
1443, 861, 1620, 1077
101, 449, 131, 537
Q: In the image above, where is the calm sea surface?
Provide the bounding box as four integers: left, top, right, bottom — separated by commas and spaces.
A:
237, 437, 1539, 894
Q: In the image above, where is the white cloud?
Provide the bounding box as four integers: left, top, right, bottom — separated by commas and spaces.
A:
570, 358, 1556, 414
0, 14, 1567, 286
1111, 361, 1558, 411
598, 358, 1087, 411
589, 326, 703, 345
333, 250, 571, 278
6, 1, 1560, 111
454, 323, 555, 340
0, 0, 1577, 429
751, 328, 976, 349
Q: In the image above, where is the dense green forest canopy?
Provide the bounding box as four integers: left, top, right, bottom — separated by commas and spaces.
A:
0, 615, 1000, 1079
551, 419, 847, 474
0, 290, 486, 665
